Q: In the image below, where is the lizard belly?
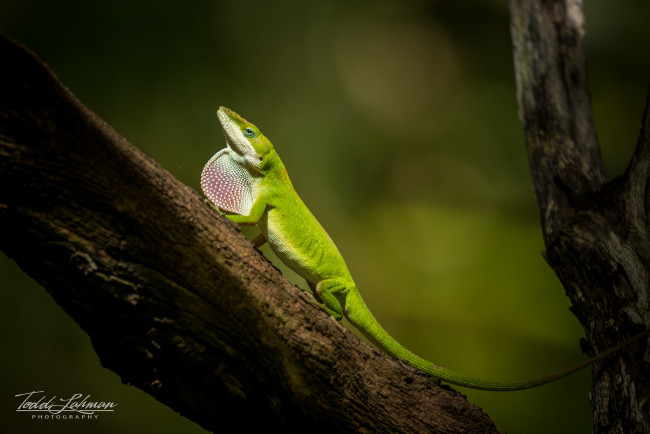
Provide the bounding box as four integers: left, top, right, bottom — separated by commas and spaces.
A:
260, 206, 349, 285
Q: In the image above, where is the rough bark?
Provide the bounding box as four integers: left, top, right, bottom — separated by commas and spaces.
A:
0, 34, 498, 433
510, 1, 650, 432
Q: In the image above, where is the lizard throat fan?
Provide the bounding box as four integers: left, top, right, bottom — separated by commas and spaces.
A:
200, 148, 254, 215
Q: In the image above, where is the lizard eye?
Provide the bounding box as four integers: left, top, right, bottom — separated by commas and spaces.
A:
243, 127, 256, 138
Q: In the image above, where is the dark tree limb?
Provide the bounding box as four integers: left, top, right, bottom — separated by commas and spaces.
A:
510, 1, 650, 432
0, 35, 498, 433
510, 0, 606, 236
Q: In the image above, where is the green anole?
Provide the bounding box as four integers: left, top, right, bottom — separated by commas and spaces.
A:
200, 106, 648, 391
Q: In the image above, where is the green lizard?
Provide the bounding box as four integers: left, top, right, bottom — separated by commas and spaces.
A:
200, 106, 647, 391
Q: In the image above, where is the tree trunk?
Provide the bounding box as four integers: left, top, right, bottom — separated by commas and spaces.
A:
510, 0, 650, 432
0, 34, 497, 433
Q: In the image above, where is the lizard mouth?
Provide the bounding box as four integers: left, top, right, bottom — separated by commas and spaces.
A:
216, 107, 263, 172
217, 109, 242, 153
217, 107, 256, 158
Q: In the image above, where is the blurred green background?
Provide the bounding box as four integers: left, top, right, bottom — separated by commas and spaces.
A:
1, 1, 648, 433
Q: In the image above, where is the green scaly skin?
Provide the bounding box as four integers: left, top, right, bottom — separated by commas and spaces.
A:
200, 107, 647, 391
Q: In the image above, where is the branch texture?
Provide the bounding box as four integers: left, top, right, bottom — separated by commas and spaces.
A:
510, 1, 650, 432
0, 34, 497, 433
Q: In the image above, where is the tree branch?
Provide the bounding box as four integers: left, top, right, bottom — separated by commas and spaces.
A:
510, 1, 650, 432
510, 0, 606, 237
0, 34, 497, 433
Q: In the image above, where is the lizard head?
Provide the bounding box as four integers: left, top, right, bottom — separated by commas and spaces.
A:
217, 106, 274, 173
201, 107, 279, 215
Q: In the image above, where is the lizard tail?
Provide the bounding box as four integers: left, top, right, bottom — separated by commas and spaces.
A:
343, 288, 649, 391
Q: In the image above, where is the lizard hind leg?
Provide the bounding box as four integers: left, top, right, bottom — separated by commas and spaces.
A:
313, 279, 348, 322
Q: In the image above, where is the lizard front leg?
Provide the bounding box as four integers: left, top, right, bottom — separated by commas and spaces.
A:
225, 197, 268, 226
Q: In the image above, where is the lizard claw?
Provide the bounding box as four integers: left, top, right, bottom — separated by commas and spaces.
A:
297, 289, 346, 331
329, 316, 346, 332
